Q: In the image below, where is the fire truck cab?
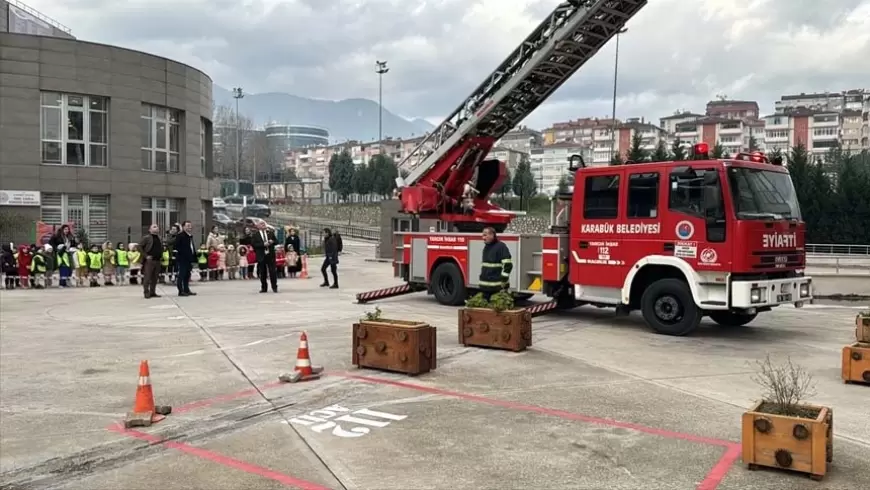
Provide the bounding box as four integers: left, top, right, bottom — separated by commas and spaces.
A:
544, 145, 813, 335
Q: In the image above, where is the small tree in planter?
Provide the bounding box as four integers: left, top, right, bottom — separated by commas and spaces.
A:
742, 355, 832, 480
459, 290, 531, 352
856, 311, 870, 343
352, 307, 436, 375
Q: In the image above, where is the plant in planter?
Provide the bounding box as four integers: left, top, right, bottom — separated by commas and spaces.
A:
352, 307, 436, 375
856, 310, 870, 343
742, 355, 832, 480
458, 291, 531, 352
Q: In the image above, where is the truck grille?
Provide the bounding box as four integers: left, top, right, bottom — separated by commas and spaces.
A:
751, 250, 804, 269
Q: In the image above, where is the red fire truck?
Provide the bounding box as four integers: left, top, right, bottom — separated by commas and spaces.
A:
355, 0, 813, 336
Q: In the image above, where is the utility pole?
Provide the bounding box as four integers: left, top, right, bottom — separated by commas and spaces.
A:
376, 60, 389, 152
610, 28, 627, 162
232, 87, 244, 184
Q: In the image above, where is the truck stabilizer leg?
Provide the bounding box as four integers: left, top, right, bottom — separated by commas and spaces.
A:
524, 300, 560, 318
356, 284, 416, 304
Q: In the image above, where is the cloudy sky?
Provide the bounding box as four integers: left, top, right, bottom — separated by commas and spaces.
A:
23, 0, 870, 129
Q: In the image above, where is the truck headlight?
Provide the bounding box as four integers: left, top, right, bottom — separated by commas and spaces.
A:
799, 283, 810, 297
750, 288, 762, 303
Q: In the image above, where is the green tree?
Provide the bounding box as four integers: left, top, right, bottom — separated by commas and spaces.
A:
369, 154, 399, 198
494, 166, 512, 196
330, 149, 355, 200
711, 142, 725, 158
670, 139, 686, 161
352, 162, 372, 197
557, 174, 570, 193
511, 157, 537, 207
283, 167, 298, 182
748, 135, 760, 151
650, 139, 670, 162
627, 132, 647, 162
327, 153, 339, 190
610, 152, 624, 165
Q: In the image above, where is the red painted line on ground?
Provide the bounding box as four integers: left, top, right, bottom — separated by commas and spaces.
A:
698, 444, 742, 490
107, 424, 331, 490
173, 381, 285, 414
335, 373, 735, 447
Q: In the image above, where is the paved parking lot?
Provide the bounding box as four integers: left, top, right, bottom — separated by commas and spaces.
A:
1, 241, 868, 490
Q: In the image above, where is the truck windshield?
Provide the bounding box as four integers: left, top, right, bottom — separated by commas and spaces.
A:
727, 167, 801, 220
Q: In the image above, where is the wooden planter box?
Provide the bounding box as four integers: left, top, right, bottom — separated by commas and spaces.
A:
352, 319, 436, 375
856, 314, 870, 343
742, 401, 833, 480
458, 307, 532, 352
841, 342, 870, 384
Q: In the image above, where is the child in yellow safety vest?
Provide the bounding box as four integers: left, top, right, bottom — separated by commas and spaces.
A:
128, 243, 141, 285
87, 244, 103, 287
101, 241, 116, 286
115, 242, 129, 285
30, 246, 47, 289
56, 244, 72, 287
159, 247, 170, 284
196, 244, 209, 281
74, 246, 89, 286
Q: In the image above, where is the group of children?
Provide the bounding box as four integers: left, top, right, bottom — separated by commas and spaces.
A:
1, 240, 305, 289
195, 243, 301, 281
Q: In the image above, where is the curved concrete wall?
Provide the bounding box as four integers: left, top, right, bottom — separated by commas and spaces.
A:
0, 32, 218, 242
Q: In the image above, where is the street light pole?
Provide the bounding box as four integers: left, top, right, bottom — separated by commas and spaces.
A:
610, 28, 627, 161
376, 60, 389, 152
232, 87, 244, 183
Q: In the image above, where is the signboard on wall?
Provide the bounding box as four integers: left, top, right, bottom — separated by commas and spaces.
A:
0, 190, 41, 206
7, 4, 55, 36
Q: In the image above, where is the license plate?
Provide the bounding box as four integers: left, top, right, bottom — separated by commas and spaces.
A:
777, 294, 792, 302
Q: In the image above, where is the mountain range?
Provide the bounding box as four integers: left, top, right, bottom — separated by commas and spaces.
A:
213, 86, 434, 143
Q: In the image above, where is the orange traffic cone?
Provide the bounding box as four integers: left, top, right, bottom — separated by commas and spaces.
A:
295, 332, 314, 376
125, 360, 166, 427
300, 255, 309, 279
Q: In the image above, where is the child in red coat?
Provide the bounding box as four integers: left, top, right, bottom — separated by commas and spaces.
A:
246, 247, 256, 279
207, 246, 220, 281
275, 246, 286, 278
16, 245, 32, 288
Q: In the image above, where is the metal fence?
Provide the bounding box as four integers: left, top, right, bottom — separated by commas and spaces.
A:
805, 244, 870, 256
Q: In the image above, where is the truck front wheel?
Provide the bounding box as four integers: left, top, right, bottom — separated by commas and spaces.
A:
640, 278, 701, 336
708, 311, 757, 327
430, 262, 467, 306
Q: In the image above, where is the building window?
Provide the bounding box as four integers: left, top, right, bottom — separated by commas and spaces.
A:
200, 118, 207, 176
40, 193, 109, 244
627, 172, 658, 218
583, 175, 620, 219
141, 197, 181, 236
141, 104, 181, 173
40, 92, 108, 167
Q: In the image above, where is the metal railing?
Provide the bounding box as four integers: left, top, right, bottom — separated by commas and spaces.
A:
287, 219, 380, 241
805, 244, 870, 256
806, 255, 870, 274
7, 0, 73, 34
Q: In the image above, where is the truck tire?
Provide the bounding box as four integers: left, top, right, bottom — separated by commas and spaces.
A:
640, 278, 701, 336
708, 311, 757, 327
430, 262, 467, 306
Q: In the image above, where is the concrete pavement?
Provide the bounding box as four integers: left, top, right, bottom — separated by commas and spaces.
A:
1, 247, 869, 490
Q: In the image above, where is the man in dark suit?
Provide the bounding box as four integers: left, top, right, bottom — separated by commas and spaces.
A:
173, 220, 197, 297
241, 221, 278, 293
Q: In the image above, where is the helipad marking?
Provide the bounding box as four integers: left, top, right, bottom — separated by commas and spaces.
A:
284, 404, 407, 438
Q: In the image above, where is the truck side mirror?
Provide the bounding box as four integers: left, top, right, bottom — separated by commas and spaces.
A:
568, 154, 585, 172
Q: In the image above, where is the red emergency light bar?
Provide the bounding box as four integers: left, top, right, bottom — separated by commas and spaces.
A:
733, 151, 774, 164
692, 142, 709, 158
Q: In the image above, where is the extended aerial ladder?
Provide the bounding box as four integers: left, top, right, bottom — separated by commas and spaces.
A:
357, 0, 649, 305
395, 0, 648, 231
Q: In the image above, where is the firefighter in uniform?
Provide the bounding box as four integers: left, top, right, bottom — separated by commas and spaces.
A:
478, 226, 512, 299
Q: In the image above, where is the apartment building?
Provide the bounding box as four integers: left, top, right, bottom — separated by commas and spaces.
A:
763, 108, 866, 158
614, 119, 668, 159
659, 112, 703, 135
773, 89, 870, 152
672, 117, 763, 154
530, 143, 592, 193
542, 117, 620, 146
497, 126, 542, 154
705, 100, 760, 120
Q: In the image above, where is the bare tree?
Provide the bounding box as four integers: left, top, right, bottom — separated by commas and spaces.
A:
213, 104, 255, 179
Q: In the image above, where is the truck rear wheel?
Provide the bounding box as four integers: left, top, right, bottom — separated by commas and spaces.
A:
430, 262, 467, 306
640, 278, 701, 336
708, 311, 757, 327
